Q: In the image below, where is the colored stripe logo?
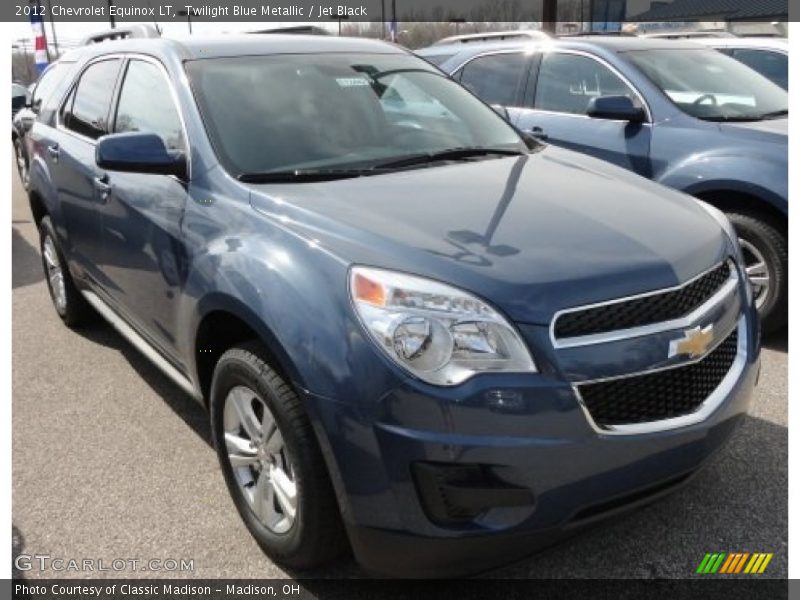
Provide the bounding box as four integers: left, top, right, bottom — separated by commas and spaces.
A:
697, 553, 773, 574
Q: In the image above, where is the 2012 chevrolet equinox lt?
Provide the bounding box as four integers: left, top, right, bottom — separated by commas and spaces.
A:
27, 35, 759, 577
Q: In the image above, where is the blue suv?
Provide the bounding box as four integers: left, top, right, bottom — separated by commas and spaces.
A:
419, 36, 788, 334
27, 34, 759, 577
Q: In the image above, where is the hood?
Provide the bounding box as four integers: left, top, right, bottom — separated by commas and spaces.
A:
718, 116, 787, 142
249, 147, 728, 325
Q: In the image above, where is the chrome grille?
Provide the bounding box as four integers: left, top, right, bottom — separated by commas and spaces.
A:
554, 262, 732, 339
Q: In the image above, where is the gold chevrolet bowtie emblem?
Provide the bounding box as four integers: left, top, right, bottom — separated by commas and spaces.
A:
669, 325, 715, 359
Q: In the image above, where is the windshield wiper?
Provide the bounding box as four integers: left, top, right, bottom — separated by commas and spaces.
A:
701, 115, 761, 122
238, 169, 374, 183
702, 109, 788, 122
371, 147, 525, 170
238, 148, 527, 182
759, 109, 788, 120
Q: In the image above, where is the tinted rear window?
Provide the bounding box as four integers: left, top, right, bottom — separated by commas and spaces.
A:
63, 59, 121, 139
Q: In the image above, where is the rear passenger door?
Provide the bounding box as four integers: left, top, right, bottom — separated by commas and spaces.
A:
97, 57, 189, 357
51, 58, 122, 280
455, 51, 536, 124
515, 51, 653, 177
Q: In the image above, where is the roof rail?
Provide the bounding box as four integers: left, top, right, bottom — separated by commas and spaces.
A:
433, 30, 549, 46
640, 31, 736, 39
250, 26, 331, 35
80, 24, 160, 45
560, 31, 637, 37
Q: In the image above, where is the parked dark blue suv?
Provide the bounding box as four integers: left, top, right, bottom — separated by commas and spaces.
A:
27, 34, 759, 577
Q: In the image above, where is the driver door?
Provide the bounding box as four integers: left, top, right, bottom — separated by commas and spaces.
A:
95, 57, 190, 358
515, 51, 653, 177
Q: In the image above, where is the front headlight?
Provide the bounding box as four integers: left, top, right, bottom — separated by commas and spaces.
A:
349, 267, 537, 386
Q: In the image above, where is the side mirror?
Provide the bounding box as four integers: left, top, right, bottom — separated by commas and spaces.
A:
491, 104, 510, 121
96, 132, 186, 179
586, 95, 646, 122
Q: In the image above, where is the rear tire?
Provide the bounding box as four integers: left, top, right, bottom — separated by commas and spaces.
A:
210, 342, 347, 569
727, 211, 787, 335
39, 216, 94, 328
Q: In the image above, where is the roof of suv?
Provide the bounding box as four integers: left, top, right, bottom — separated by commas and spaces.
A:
417, 36, 704, 57
64, 34, 409, 62
692, 36, 788, 51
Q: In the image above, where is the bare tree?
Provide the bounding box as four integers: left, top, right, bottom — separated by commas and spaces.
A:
12, 52, 36, 84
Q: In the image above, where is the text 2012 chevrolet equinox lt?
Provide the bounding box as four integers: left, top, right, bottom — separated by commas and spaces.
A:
27, 35, 759, 577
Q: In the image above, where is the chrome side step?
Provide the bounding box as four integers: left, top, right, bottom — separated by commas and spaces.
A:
81, 290, 200, 400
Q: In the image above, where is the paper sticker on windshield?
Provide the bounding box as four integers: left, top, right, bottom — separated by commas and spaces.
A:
336, 77, 370, 88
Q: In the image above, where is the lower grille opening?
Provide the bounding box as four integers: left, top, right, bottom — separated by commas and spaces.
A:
569, 471, 694, 523
577, 329, 738, 427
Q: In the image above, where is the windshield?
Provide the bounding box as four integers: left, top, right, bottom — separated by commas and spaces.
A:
185, 53, 525, 178
626, 48, 788, 121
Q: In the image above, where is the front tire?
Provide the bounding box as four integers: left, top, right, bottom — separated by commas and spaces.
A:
727, 211, 787, 335
39, 216, 94, 328
210, 342, 347, 569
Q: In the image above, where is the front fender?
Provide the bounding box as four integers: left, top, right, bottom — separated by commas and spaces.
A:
180, 221, 391, 402
178, 220, 405, 528
657, 154, 787, 216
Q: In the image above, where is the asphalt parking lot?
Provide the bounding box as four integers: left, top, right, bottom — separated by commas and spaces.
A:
11, 161, 787, 580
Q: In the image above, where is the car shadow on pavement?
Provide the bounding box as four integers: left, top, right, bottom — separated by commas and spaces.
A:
12, 226, 43, 289
762, 329, 787, 353
71, 321, 213, 447
12, 524, 26, 580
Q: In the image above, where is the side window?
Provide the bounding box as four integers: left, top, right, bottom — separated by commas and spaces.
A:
730, 49, 788, 90
534, 53, 640, 115
63, 59, 121, 139
114, 60, 185, 151
458, 53, 528, 107
30, 64, 63, 113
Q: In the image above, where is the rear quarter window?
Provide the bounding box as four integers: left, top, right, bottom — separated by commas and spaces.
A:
62, 59, 121, 139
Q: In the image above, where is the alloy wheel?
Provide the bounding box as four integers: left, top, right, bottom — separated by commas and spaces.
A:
223, 385, 297, 534
42, 234, 67, 312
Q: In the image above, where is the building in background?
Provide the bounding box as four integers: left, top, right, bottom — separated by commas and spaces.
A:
629, 0, 787, 35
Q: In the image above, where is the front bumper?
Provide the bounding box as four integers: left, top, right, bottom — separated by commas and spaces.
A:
304, 308, 759, 577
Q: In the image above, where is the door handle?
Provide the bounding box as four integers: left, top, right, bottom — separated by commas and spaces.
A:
47, 143, 60, 161
526, 126, 549, 142
93, 174, 113, 202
